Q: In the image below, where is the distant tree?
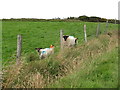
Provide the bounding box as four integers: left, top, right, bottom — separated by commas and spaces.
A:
89, 16, 101, 22
78, 15, 89, 21
100, 18, 107, 22
67, 17, 75, 19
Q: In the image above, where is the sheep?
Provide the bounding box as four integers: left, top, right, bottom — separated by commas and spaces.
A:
63, 35, 78, 47
35, 45, 54, 59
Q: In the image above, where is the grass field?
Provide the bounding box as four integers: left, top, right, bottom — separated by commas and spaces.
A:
2, 21, 118, 65
2, 21, 118, 88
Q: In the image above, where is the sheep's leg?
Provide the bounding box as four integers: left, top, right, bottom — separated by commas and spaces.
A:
39, 53, 43, 59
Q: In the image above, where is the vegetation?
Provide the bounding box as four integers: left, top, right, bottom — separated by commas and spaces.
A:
2, 15, 120, 24
2, 20, 118, 88
2, 21, 118, 65
2, 29, 118, 88
47, 31, 118, 88
48, 48, 118, 88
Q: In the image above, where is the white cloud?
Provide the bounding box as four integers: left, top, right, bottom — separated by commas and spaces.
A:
0, 0, 119, 19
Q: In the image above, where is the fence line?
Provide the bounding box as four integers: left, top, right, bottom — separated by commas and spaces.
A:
16, 35, 22, 65
6, 21, 110, 64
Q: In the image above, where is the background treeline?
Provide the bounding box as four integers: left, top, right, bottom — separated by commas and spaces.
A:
2, 15, 119, 24
67, 15, 119, 24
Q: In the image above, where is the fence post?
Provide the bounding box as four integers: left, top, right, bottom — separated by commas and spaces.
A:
115, 18, 116, 24
60, 30, 63, 51
84, 24, 87, 42
105, 20, 108, 33
16, 35, 22, 65
96, 23, 100, 37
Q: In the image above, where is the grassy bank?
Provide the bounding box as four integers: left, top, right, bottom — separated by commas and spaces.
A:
47, 48, 118, 88
2, 30, 118, 88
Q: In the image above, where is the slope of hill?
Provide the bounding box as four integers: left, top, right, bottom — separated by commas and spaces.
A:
2, 30, 118, 88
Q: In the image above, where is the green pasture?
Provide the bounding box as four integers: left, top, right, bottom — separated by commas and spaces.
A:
2, 21, 118, 65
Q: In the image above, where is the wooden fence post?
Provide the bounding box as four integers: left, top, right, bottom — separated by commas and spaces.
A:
16, 35, 22, 65
60, 30, 63, 51
84, 24, 87, 42
104, 20, 108, 33
115, 18, 116, 24
96, 23, 100, 37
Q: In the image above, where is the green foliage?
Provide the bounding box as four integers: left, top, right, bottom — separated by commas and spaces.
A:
48, 48, 118, 88
78, 15, 89, 21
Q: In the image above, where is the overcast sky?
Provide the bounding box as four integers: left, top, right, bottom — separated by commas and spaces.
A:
0, 0, 119, 19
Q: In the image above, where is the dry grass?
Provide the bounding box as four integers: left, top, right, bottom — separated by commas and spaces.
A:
2, 30, 118, 88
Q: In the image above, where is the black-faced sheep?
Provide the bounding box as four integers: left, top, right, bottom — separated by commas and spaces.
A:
63, 35, 78, 47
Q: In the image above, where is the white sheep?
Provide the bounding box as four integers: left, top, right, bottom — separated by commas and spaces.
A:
35, 45, 54, 59
63, 35, 78, 47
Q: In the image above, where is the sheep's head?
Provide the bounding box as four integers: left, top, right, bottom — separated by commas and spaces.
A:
35, 48, 43, 52
63, 35, 69, 41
